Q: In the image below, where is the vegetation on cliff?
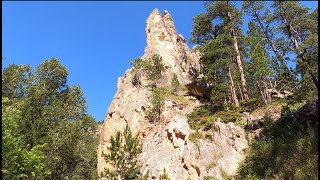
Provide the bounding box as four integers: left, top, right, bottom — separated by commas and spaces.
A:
188, 1, 318, 179
101, 125, 148, 180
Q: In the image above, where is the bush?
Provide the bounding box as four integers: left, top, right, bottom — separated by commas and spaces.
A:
132, 72, 141, 86
213, 110, 243, 123
189, 131, 203, 145
240, 98, 262, 112
187, 106, 214, 130
237, 112, 318, 179
187, 105, 243, 131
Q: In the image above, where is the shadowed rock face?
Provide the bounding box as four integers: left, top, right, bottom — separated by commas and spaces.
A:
97, 9, 248, 179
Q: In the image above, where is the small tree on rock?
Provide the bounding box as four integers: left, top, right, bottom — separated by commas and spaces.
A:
171, 73, 180, 95
146, 88, 165, 123
159, 168, 170, 180
102, 125, 146, 180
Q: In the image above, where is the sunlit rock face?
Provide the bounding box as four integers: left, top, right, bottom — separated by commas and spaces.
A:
97, 9, 247, 180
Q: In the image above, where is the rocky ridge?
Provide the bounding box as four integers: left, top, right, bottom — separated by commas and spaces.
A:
97, 9, 248, 179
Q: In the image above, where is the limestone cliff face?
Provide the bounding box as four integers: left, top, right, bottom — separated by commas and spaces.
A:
97, 9, 247, 179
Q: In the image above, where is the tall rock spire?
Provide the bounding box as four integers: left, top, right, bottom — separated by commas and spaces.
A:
97, 9, 246, 180
142, 9, 200, 85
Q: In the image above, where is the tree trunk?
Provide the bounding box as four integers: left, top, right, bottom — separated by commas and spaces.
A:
257, 81, 267, 104
238, 83, 244, 101
226, 1, 249, 100
226, 65, 239, 107
261, 78, 272, 104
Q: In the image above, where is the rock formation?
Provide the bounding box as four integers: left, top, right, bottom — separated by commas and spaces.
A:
97, 9, 248, 179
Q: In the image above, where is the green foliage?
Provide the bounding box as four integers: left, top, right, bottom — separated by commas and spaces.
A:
129, 57, 144, 86
281, 97, 306, 116
146, 88, 165, 123
191, 4, 243, 106
159, 168, 170, 180
213, 110, 243, 124
145, 54, 166, 83
190, 13, 214, 45
170, 73, 180, 95
189, 131, 203, 145
237, 109, 318, 179
2, 64, 32, 99
102, 125, 144, 179
129, 54, 166, 87
2, 58, 99, 179
203, 176, 217, 180
187, 106, 215, 131
2, 97, 50, 179
132, 72, 141, 86
187, 104, 243, 131
239, 98, 262, 112
156, 87, 188, 105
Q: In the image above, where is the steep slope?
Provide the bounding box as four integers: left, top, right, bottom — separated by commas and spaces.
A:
97, 9, 248, 179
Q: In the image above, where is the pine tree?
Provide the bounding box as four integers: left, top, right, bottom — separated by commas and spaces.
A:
271, 1, 318, 89
246, 21, 273, 104
242, 1, 292, 92
200, 33, 239, 107
102, 125, 144, 179
159, 168, 170, 180
146, 88, 165, 122
145, 54, 166, 86
171, 73, 180, 95
206, 1, 250, 100
129, 54, 166, 88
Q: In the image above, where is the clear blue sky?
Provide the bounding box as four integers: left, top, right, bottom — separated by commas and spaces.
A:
2, 1, 317, 122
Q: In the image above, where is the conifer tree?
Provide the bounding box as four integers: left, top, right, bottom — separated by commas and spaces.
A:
102, 125, 145, 180
146, 88, 165, 122
271, 1, 318, 89
242, 1, 292, 92
200, 33, 239, 106
159, 168, 170, 180
171, 73, 180, 95
129, 57, 144, 87
145, 54, 166, 86
246, 21, 273, 104
206, 1, 250, 100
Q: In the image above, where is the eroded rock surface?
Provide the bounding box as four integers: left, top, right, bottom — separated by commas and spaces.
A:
97, 9, 248, 179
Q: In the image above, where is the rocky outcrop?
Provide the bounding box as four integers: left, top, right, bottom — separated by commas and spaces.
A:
142, 9, 200, 85
97, 9, 248, 179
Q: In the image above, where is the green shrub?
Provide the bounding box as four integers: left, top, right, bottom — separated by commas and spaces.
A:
159, 168, 170, 180
213, 110, 243, 123
240, 98, 262, 112
280, 96, 306, 116
189, 131, 203, 145
237, 113, 318, 179
187, 106, 213, 130
187, 105, 243, 131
